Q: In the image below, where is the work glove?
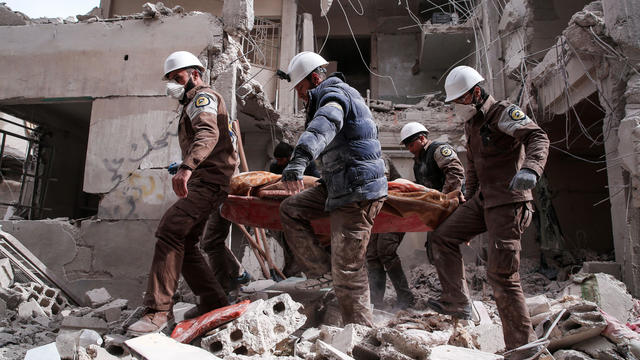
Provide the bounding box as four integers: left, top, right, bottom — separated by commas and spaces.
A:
509, 168, 538, 191
167, 162, 180, 175
282, 152, 310, 182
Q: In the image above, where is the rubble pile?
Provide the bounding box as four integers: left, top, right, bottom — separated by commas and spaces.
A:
2, 244, 640, 360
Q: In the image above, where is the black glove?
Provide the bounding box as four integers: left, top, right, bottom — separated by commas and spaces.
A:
167, 162, 180, 175
282, 150, 311, 182
509, 168, 538, 190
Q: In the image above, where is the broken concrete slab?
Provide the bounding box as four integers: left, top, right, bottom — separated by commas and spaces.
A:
222, 0, 254, 35
201, 294, 306, 357
553, 349, 596, 360
331, 323, 374, 355
526, 295, 551, 317
547, 302, 607, 351
316, 339, 355, 360
573, 336, 625, 360
376, 327, 449, 359
0, 297, 5, 317
580, 262, 622, 280
61, 316, 109, 334
429, 345, 504, 359
125, 333, 222, 359
24, 342, 61, 360
469, 323, 506, 354
0, 257, 13, 288
562, 273, 634, 323
18, 298, 47, 318
0, 286, 20, 309
90, 298, 128, 323
85, 288, 113, 308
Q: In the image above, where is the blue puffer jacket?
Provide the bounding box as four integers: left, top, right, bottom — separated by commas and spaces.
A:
295, 73, 387, 211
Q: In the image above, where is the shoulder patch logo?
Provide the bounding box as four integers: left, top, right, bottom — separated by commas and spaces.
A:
440, 147, 453, 157
509, 107, 526, 121
195, 95, 211, 108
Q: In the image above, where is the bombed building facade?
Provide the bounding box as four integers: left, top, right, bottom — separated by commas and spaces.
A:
0, 0, 640, 358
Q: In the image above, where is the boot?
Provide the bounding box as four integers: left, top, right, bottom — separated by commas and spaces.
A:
127, 309, 172, 336
426, 297, 472, 320
386, 260, 415, 309
367, 262, 387, 308
183, 291, 229, 320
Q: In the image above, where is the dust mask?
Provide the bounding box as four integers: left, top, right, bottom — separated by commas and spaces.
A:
453, 103, 477, 121
166, 82, 185, 100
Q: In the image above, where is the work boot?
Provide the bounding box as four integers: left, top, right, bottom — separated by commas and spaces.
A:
386, 261, 415, 309
426, 297, 472, 320
295, 273, 333, 290
367, 263, 387, 308
127, 309, 172, 336
183, 291, 230, 320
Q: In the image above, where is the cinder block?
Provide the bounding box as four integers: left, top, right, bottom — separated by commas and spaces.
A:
11, 282, 69, 316
61, 316, 109, 334
526, 295, 551, 317
18, 298, 47, 318
200, 293, 306, 357
429, 345, 503, 359
85, 288, 112, 308
0, 258, 14, 288
547, 302, 607, 351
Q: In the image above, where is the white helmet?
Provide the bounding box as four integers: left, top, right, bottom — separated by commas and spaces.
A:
400, 122, 429, 144
163, 51, 205, 80
286, 51, 329, 91
444, 65, 484, 102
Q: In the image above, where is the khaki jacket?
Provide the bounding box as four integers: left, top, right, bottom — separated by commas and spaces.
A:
464, 96, 549, 208
179, 85, 238, 192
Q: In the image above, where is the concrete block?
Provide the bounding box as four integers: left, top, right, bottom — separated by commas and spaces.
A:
469, 323, 506, 354
172, 302, 196, 323
562, 273, 634, 323
85, 287, 113, 308
11, 281, 69, 316
573, 336, 624, 360
24, 342, 61, 360
200, 293, 306, 357
429, 345, 504, 360
316, 340, 354, 360
0, 286, 21, 309
547, 302, 608, 351
125, 333, 222, 359
319, 324, 344, 344
580, 262, 622, 280
526, 295, 551, 317
18, 298, 47, 318
91, 298, 128, 322
332, 324, 373, 355
377, 327, 451, 359
222, 0, 254, 35
553, 349, 596, 360
61, 316, 109, 334
0, 258, 13, 288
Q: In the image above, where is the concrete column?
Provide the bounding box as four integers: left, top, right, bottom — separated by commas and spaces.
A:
480, 0, 506, 99
602, 0, 640, 297
99, 0, 112, 18
302, 13, 314, 52
277, 0, 297, 114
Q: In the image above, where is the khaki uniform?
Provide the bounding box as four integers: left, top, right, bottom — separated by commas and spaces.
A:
430, 96, 549, 349
280, 185, 384, 326
143, 85, 238, 312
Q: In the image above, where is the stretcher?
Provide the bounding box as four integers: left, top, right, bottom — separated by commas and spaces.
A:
221, 172, 461, 234
221, 194, 433, 234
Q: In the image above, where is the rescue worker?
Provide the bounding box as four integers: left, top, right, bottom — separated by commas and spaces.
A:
269, 141, 320, 177
279, 51, 387, 326
400, 122, 466, 264
366, 155, 415, 309
427, 65, 549, 352
128, 51, 238, 334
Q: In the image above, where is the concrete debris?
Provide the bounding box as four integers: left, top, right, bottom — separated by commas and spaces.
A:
11, 282, 69, 317
24, 342, 61, 360
562, 273, 634, 323
56, 329, 103, 360
222, 0, 254, 35
552, 349, 596, 360
60, 316, 109, 335
546, 302, 608, 351
0, 3, 29, 26
18, 298, 47, 318
580, 262, 622, 280
125, 333, 221, 359
526, 295, 551, 317
376, 327, 445, 359
0, 257, 14, 288
85, 287, 113, 308
200, 293, 306, 357
316, 339, 355, 360
429, 344, 503, 359
90, 298, 128, 323
573, 336, 625, 360
0, 286, 21, 309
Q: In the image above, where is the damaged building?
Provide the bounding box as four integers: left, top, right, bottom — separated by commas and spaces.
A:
1, 0, 640, 359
